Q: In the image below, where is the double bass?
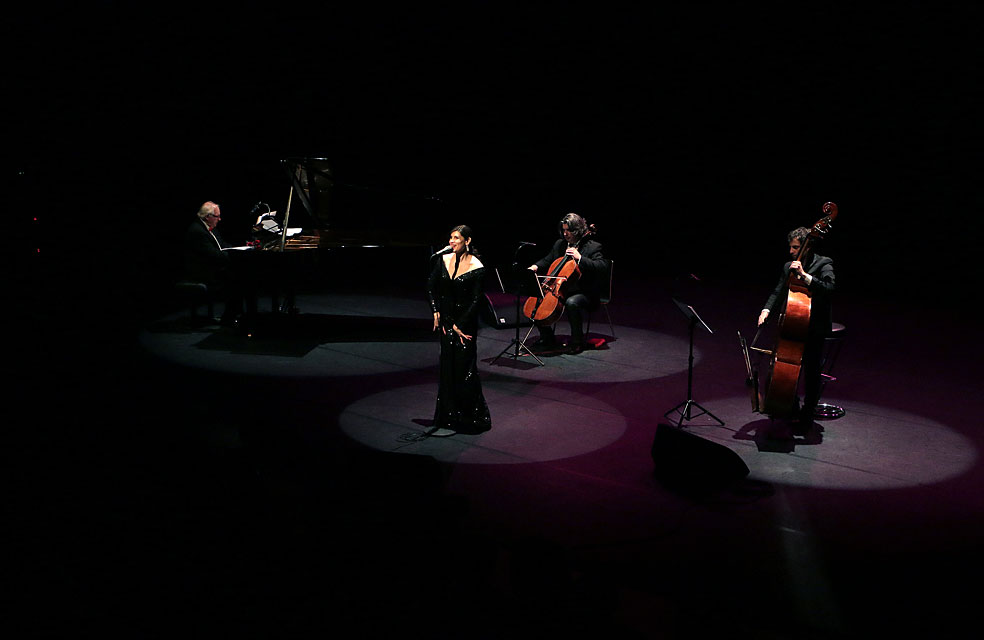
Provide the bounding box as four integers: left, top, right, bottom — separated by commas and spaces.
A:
522, 224, 597, 326
743, 202, 839, 418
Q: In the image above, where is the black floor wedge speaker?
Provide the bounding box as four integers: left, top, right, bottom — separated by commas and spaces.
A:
651, 424, 749, 490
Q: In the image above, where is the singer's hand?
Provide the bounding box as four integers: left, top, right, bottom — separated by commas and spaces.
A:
452, 324, 473, 344
433, 312, 441, 331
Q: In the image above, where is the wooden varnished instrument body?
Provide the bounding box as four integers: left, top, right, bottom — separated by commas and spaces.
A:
760, 202, 838, 417
522, 225, 596, 326
522, 252, 581, 325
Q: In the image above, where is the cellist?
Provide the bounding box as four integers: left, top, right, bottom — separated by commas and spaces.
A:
527, 213, 606, 354
757, 226, 836, 426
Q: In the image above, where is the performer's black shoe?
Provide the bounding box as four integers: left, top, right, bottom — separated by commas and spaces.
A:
532, 336, 560, 353
789, 420, 809, 436
788, 406, 817, 434
566, 338, 587, 354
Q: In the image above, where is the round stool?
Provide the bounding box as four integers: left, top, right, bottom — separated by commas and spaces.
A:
175, 281, 215, 324
815, 322, 846, 419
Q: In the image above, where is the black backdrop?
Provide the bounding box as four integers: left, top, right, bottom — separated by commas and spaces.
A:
11, 4, 981, 306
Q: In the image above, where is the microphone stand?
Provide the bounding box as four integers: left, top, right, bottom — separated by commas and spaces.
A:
664, 298, 724, 427
491, 243, 544, 366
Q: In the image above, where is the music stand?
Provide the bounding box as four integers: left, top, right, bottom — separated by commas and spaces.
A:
491, 246, 544, 366
664, 298, 724, 427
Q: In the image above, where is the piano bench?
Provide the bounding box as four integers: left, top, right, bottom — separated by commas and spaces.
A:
174, 282, 215, 323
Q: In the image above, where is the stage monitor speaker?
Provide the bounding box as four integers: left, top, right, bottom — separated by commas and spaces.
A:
651, 424, 749, 491
483, 292, 533, 329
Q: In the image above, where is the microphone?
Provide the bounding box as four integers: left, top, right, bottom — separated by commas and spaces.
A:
430, 245, 453, 258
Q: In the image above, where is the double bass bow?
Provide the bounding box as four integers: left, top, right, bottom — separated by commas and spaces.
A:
747, 202, 839, 418
522, 223, 597, 325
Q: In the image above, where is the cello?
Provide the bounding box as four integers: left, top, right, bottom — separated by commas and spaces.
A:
755, 202, 839, 418
522, 224, 596, 326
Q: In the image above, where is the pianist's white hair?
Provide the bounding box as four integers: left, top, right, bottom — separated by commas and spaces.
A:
197, 201, 220, 219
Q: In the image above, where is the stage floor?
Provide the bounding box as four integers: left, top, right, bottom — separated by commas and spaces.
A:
13, 273, 984, 637
140, 291, 977, 493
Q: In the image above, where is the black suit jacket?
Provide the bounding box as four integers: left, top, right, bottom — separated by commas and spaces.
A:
183, 219, 230, 285
534, 237, 606, 303
763, 253, 835, 338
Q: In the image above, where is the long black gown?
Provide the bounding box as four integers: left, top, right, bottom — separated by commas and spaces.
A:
427, 257, 492, 434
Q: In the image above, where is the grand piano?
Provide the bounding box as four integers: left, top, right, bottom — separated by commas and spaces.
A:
230, 157, 437, 315
224, 158, 335, 314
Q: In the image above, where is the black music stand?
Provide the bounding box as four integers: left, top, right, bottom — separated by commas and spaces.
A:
491, 246, 544, 367
664, 298, 724, 427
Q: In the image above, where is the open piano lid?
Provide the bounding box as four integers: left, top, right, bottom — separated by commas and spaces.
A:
282, 157, 333, 232
280, 156, 437, 250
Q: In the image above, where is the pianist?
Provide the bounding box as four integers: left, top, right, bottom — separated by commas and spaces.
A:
183, 201, 255, 327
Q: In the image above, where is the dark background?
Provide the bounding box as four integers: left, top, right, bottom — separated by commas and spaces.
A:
7, 6, 982, 636
10, 3, 981, 306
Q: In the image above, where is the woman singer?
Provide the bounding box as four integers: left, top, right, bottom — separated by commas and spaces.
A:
426, 225, 492, 437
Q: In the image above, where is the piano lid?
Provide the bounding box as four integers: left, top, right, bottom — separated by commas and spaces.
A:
278, 156, 438, 250
281, 157, 334, 231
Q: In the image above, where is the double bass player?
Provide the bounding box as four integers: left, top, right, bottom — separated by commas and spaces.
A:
527, 213, 606, 354
758, 225, 836, 426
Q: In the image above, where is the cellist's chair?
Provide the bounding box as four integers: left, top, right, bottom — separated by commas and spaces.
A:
586, 259, 615, 339
815, 322, 846, 419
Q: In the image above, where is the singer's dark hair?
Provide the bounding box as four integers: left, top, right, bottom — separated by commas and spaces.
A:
451, 224, 481, 257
